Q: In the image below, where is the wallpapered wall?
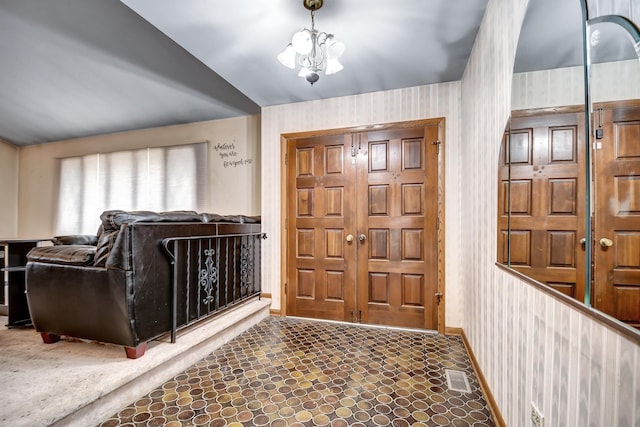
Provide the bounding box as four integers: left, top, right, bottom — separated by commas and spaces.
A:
512, 59, 640, 110
16, 115, 261, 238
261, 82, 463, 325
0, 140, 18, 237
461, 0, 639, 426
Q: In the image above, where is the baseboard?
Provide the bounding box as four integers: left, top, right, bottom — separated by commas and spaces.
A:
261, 292, 272, 299
447, 327, 506, 427
445, 326, 463, 335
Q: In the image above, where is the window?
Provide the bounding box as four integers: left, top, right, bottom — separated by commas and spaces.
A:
55, 143, 207, 234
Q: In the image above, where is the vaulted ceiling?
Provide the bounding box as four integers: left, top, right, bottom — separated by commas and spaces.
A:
1, 0, 593, 147
0, 0, 489, 146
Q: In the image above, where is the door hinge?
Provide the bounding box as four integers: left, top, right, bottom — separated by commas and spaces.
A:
435, 292, 443, 304
436, 217, 440, 230
284, 153, 288, 165
432, 140, 441, 154
284, 283, 287, 295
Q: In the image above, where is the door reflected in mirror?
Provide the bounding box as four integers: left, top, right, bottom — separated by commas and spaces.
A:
589, 19, 640, 328
500, 109, 587, 299
499, 0, 640, 331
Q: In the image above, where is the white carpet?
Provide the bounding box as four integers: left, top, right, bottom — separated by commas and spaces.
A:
0, 298, 270, 427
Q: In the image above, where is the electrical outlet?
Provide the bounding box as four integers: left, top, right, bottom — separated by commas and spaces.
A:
531, 402, 544, 427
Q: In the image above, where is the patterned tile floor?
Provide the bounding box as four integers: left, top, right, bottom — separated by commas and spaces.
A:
98, 317, 495, 426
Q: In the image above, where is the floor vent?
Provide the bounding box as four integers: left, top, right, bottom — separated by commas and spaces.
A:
445, 369, 472, 393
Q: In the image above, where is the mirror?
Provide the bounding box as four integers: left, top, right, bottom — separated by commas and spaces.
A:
588, 16, 640, 327
499, 0, 587, 299
499, 0, 640, 334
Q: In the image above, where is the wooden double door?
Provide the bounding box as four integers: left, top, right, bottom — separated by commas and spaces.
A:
500, 109, 587, 299
285, 121, 442, 330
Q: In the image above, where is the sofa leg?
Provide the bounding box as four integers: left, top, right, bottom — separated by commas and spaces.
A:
124, 342, 147, 359
41, 333, 61, 344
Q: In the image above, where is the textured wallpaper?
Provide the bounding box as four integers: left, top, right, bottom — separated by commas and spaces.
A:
512, 60, 640, 110
461, 0, 640, 426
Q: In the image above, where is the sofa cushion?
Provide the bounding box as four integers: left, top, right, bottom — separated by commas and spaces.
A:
201, 213, 261, 223
100, 210, 202, 232
27, 245, 96, 266
52, 234, 98, 246
94, 230, 119, 267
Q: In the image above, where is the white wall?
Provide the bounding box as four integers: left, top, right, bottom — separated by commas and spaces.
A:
461, 0, 639, 426
17, 115, 261, 238
0, 139, 18, 238
260, 83, 463, 325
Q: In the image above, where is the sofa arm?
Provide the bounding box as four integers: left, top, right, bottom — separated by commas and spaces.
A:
52, 234, 98, 246
27, 245, 96, 266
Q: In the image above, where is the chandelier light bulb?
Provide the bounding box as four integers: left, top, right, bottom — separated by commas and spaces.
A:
298, 66, 311, 77
292, 30, 313, 55
325, 36, 344, 59
324, 58, 343, 75
277, 44, 297, 69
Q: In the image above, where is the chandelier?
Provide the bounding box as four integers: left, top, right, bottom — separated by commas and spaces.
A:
277, 0, 344, 85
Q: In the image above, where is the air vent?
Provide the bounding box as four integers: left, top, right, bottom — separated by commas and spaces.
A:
445, 369, 472, 393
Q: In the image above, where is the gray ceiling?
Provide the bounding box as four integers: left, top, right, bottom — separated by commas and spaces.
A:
0, 0, 489, 146
4, 0, 610, 148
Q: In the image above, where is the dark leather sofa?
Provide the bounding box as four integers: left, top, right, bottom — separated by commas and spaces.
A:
25, 210, 261, 358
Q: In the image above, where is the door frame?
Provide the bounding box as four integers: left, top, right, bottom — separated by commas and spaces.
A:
279, 118, 446, 333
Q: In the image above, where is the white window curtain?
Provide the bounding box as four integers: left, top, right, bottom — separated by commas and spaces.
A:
55, 143, 207, 235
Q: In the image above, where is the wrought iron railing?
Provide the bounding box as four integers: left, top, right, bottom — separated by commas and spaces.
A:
162, 232, 266, 343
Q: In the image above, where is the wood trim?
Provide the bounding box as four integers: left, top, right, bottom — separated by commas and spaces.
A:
260, 293, 272, 299
511, 104, 585, 117
269, 308, 282, 316
436, 119, 446, 334
280, 118, 446, 331
447, 328, 506, 427
593, 99, 640, 110
280, 135, 288, 317
280, 119, 443, 140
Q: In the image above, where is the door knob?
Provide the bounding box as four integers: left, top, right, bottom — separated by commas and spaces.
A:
346, 234, 354, 242
579, 238, 586, 245
599, 238, 613, 247
358, 234, 366, 242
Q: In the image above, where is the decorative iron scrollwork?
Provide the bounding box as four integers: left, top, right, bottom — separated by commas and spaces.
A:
199, 248, 218, 303
240, 243, 254, 290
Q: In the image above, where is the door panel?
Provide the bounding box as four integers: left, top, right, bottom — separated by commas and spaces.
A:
286, 133, 356, 321
500, 112, 586, 299
286, 123, 441, 330
594, 105, 640, 327
357, 126, 439, 329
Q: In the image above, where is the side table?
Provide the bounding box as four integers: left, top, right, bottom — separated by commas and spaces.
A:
1, 239, 50, 327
